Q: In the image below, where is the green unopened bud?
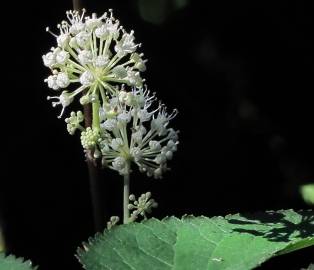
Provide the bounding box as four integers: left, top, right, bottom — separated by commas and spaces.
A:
80, 127, 100, 149
107, 216, 120, 229
65, 111, 84, 135
80, 95, 90, 105
93, 149, 101, 159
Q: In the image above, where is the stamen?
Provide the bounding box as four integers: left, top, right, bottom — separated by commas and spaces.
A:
45, 27, 57, 37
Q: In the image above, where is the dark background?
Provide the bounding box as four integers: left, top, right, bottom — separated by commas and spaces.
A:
1, 0, 313, 269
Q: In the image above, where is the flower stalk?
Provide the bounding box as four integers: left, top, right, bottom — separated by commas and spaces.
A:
123, 170, 130, 224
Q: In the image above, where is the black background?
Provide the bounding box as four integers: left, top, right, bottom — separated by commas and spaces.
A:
1, 0, 313, 269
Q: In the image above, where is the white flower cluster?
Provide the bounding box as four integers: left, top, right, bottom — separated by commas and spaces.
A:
43, 9, 146, 118
43, 10, 179, 179
93, 87, 178, 178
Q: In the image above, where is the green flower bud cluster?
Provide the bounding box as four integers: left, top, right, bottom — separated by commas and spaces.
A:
128, 192, 158, 221
80, 127, 100, 149
65, 111, 84, 135
107, 216, 120, 229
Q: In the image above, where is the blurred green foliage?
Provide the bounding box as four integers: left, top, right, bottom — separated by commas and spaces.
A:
137, 0, 189, 24
0, 228, 4, 252
300, 184, 314, 205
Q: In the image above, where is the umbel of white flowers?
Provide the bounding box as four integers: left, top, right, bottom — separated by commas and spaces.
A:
43, 9, 146, 118
43, 9, 179, 180
67, 86, 179, 179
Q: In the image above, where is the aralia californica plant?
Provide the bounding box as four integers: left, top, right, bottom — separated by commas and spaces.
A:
42, 9, 179, 225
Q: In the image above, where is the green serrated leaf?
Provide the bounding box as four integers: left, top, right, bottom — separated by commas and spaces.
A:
277, 237, 314, 255
0, 254, 37, 270
77, 209, 314, 270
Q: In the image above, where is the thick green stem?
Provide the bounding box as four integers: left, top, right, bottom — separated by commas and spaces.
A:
123, 172, 130, 224
92, 100, 100, 129
72, 0, 104, 233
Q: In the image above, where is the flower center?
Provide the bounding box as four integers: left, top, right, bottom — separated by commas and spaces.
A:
94, 67, 106, 79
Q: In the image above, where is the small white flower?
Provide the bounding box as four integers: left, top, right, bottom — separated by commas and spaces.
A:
161, 146, 167, 154
167, 140, 177, 152
101, 119, 117, 131
52, 91, 72, 106
111, 138, 124, 151
125, 92, 136, 106
117, 111, 131, 123
153, 168, 163, 179
56, 50, 70, 64
151, 107, 178, 136
85, 13, 102, 30
130, 147, 142, 162
95, 18, 120, 40
75, 31, 90, 48
149, 141, 161, 151
80, 71, 94, 86
165, 151, 173, 160
127, 70, 143, 87
109, 97, 119, 107
112, 65, 127, 79
56, 72, 70, 88
118, 91, 136, 106
137, 109, 152, 122
95, 55, 109, 67
154, 154, 167, 165
95, 24, 109, 39
106, 19, 120, 39
100, 141, 110, 153
112, 156, 127, 174
47, 91, 74, 118
70, 22, 85, 35
138, 125, 147, 135
57, 33, 70, 48
43, 51, 56, 68
67, 9, 86, 34
118, 90, 128, 103
78, 50, 93, 65
99, 107, 106, 121
131, 53, 147, 72
114, 31, 138, 57
132, 129, 144, 144
131, 125, 147, 144
45, 75, 59, 90
168, 128, 179, 142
